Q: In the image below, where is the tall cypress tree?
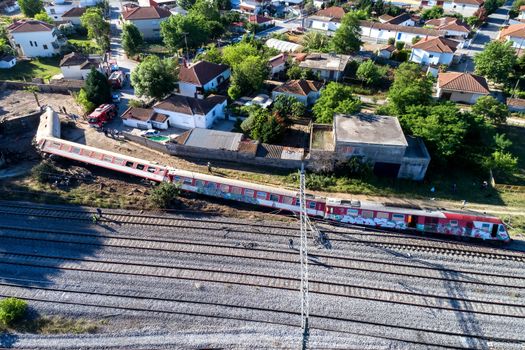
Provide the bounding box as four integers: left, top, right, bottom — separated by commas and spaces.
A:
85, 68, 111, 107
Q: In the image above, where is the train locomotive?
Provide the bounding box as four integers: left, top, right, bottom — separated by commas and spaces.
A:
34, 108, 511, 243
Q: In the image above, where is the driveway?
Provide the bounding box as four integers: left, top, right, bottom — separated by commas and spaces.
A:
454, 0, 513, 72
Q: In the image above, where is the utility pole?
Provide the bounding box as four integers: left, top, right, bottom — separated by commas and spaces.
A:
182, 32, 190, 63
299, 163, 310, 349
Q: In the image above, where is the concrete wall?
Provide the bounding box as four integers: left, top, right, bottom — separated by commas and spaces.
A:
310, 19, 340, 32
0, 110, 41, 135
123, 118, 152, 130
0, 80, 84, 93
335, 142, 406, 164
437, 86, 486, 104
443, 2, 480, 17
61, 65, 97, 80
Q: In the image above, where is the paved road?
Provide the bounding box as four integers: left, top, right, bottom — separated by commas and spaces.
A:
454, 0, 513, 72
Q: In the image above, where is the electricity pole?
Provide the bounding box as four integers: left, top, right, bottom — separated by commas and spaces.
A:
299, 163, 310, 349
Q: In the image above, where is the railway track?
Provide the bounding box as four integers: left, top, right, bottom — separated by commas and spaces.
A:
0, 282, 523, 349
1, 203, 524, 263
2, 225, 524, 288
1, 250, 524, 319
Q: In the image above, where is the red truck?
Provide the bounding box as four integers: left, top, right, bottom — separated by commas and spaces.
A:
109, 70, 125, 89
88, 104, 117, 128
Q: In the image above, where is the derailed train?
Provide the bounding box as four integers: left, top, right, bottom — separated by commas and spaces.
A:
34, 108, 511, 243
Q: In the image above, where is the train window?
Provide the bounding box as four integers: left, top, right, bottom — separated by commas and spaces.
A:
114, 158, 124, 165
347, 209, 359, 216
103, 155, 113, 162
392, 214, 405, 222
183, 178, 193, 185
481, 223, 490, 231
173, 176, 181, 182
308, 202, 316, 209
282, 196, 294, 205
256, 191, 267, 200
376, 212, 389, 219
147, 167, 156, 173
125, 161, 134, 167
362, 210, 374, 219
195, 180, 205, 187
270, 194, 279, 202
294, 198, 300, 206
71, 147, 81, 154
499, 225, 506, 232
206, 182, 216, 188
244, 189, 254, 197
231, 187, 242, 195
220, 184, 229, 192
51, 142, 62, 149
136, 164, 145, 170
449, 220, 458, 226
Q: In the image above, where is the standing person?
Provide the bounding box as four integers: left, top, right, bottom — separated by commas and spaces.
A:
289, 238, 294, 249
96, 208, 102, 218
452, 183, 457, 194
207, 161, 212, 173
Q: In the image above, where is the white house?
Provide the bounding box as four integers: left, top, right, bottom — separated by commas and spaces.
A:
376, 44, 396, 59
425, 17, 470, 38
297, 52, 351, 81
122, 5, 171, 40
178, 61, 231, 98
499, 23, 525, 49
59, 52, 102, 79
0, 54, 16, 69
7, 20, 66, 58
121, 107, 170, 130
239, 0, 262, 14
153, 94, 227, 129
409, 37, 459, 66
359, 20, 446, 43
518, 5, 525, 19
436, 72, 490, 104
443, 0, 483, 17
308, 6, 345, 32
268, 53, 287, 77
272, 79, 324, 106
44, 0, 100, 22
61, 7, 87, 25
382, 13, 416, 26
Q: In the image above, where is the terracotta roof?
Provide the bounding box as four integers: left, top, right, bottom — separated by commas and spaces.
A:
359, 20, 445, 36
62, 7, 87, 17
500, 23, 525, 39
520, 5, 525, 10
122, 6, 171, 20
315, 6, 345, 21
453, 0, 483, 5
507, 98, 525, 107
412, 37, 459, 53
154, 94, 227, 116
386, 13, 413, 25
273, 79, 323, 96
179, 61, 230, 87
7, 20, 54, 33
425, 17, 470, 32
438, 72, 490, 94
150, 112, 169, 123
268, 53, 287, 68
60, 52, 88, 66
380, 44, 396, 52
379, 14, 393, 21
237, 140, 258, 155
248, 15, 273, 24
121, 107, 154, 121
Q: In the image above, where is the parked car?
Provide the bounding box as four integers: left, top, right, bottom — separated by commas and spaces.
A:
112, 92, 121, 103
140, 129, 160, 137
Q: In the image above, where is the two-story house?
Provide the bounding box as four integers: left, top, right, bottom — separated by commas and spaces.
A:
178, 61, 231, 98
122, 5, 171, 40
425, 17, 470, 38
409, 37, 459, 66
153, 94, 227, 129
308, 6, 345, 32
7, 20, 66, 57
44, 0, 100, 22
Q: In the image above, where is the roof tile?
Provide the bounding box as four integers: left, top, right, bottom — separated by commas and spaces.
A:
438, 72, 490, 94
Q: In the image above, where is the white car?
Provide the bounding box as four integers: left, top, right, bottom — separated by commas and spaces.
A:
140, 129, 160, 137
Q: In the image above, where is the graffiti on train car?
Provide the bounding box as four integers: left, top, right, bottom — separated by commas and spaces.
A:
195, 184, 260, 206
326, 214, 408, 230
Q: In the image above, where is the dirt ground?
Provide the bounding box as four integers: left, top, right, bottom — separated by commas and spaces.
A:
0, 89, 83, 121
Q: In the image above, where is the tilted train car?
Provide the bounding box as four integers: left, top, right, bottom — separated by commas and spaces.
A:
34, 109, 511, 242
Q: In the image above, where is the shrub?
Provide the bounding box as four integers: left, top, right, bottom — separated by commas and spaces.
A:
150, 182, 180, 208
128, 99, 144, 108
0, 298, 28, 326
395, 41, 405, 51
305, 173, 336, 190
31, 161, 61, 183
387, 37, 395, 45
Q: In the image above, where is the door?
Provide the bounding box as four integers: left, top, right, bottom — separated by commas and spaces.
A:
441, 92, 452, 100
491, 224, 498, 238
373, 162, 401, 178
408, 215, 418, 228
397, 33, 402, 40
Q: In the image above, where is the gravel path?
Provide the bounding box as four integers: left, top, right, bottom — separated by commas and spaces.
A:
0, 202, 524, 349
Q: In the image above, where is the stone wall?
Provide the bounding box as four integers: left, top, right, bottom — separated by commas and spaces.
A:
0, 80, 84, 94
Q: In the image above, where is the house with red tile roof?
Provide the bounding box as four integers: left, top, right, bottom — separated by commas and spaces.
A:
7, 20, 66, 57
421, 0, 484, 17
308, 6, 346, 31
61, 7, 87, 26
272, 79, 324, 105
268, 53, 287, 78
499, 23, 525, 49
122, 5, 171, 40
409, 37, 459, 66
425, 17, 470, 38
248, 15, 274, 27
436, 72, 490, 104
178, 60, 231, 98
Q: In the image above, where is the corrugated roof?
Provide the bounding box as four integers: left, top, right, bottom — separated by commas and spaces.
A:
256, 143, 284, 158
183, 128, 243, 151
122, 6, 171, 20
412, 37, 459, 53
438, 72, 490, 94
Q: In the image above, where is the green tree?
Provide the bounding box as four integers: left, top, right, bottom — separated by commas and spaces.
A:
466, 16, 480, 27
179, 0, 196, 9
80, 8, 110, 51
387, 62, 433, 115
332, 12, 362, 54
472, 95, 510, 124
121, 22, 143, 57
0, 38, 14, 56
273, 94, 306, 122
474, 41, 516, 84
190, 0, 220, 20
242, 107, 284, 143
18, 0, 43, 17
421, 6, 444, 19
150, 182, 180, 208
131, 56, 178, 99
221, 42, 259, 69
34, 11, 53, 24
76, 88, 96, 113
84, 67, 111, 107
232, 55, 269, 95
31, 161, 61, 183
195, 44, 223, 64
0, 298, 28, 326
161, 14, 221, 52
228, 82, 242, 100
493, 133, 513, 150
302, 31, 331, 52
483, 0, 502, 14
313, 82, 361, 123
401, 103, 468, 162
485, 150, 518, 174
356, 60, 388, 86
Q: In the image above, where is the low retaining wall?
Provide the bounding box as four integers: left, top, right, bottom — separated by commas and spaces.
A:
0, 80, 84, 94
0, 110, 42, 135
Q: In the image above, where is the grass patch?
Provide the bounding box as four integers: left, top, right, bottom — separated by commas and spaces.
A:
0, 316, 102, 334
0, 57, 61, 82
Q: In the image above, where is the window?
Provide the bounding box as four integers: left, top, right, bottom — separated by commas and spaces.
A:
347, 208, 359, 216
125, 161, 134, 167
293, 198, 300, 206
244, 189, 254, 197
392, 214, 405, 222
103, 155, 113, 162
147, 167, 156, 173
206, 181, 216, 188
50, 142, 62, 149
429, 54, 434, 58
282, 196, 294, 205
376, 212, 389, 220
114, 158, 124, 165
50, 8, 55, 13
183, 177, 193, 185
231, 187, 242, 195
270, 194, 279, 202
173, 176, 181, 182
195, 180, 205, 187
256, 191, 267, 200
449, 220, 458, 226
43, 44, 48, 50
309, 202, 316, 209
71, 147, 81, 154
136, 164, 145, 170
34, 42, 37, 47
29, 41, 33, 47
362, 210, 374, 219
481, 223, 490, 231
